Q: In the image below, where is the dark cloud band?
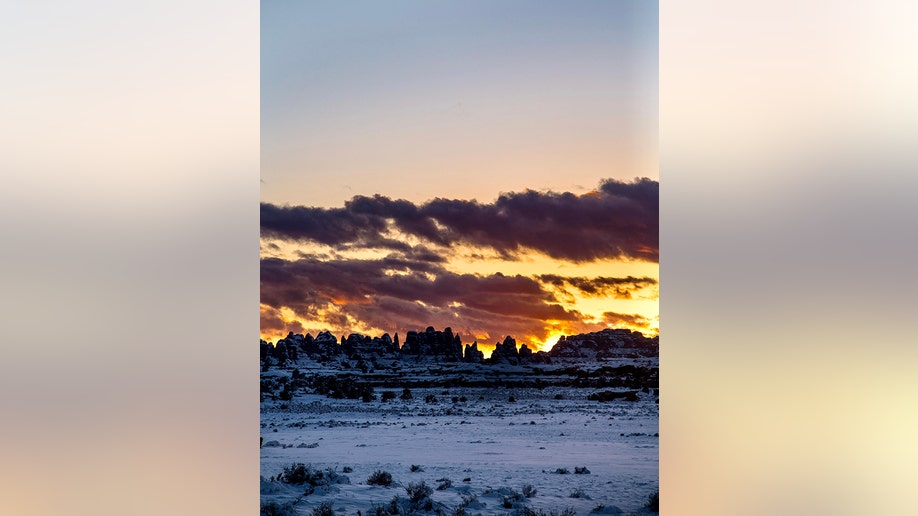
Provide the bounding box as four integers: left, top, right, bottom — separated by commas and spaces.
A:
261, 178, 658, 263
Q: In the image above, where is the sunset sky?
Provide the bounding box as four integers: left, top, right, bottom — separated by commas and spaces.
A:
261, 0, 658, 352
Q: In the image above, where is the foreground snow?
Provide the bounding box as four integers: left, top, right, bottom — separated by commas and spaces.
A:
261, 362, 658, 515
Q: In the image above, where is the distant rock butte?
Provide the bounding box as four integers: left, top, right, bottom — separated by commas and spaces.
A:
548, 328, 658, 359
262, 326, 657, 365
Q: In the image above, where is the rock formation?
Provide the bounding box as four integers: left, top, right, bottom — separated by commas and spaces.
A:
400, 326, 463, 360
547, 329, 658, 359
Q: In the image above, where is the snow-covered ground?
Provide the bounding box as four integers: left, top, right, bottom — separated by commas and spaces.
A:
261, 360, 658, 515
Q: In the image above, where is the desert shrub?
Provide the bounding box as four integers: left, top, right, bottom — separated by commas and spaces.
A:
381, 391, 397, 402
508, 396, 516, 402
554, 394, 564, 400
645, 491, 659, 512
278, 384, 294, 400
405, 481, 433, 504
459, 396, 468, 402
278, 463, 313, 485
400, 387, 413, 400
388, 495, 409, 515
261, 501, 298, 516
312, 502, 334, 516
574, 466, 591, 474
513, 509, 576, 516
385, 482, 434, 514
261, 379, 276, 394
511, 509, 543, 516
367, 470, 393, 487
424, 394, 437, 404
500, 487, 525, 509
521, 484, 537, 498
277, 463, 349, 493
451, 396, 459, 403
312, 375, 374, 401
553, 468, 570, 474
436, 478, 452, 490
342, 466, 353, 473
367, 504, 388, 516
410, 464, 424, 472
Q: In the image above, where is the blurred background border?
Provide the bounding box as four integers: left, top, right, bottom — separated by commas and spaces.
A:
1, 1, 916, 514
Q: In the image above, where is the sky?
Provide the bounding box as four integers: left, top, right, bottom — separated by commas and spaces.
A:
261, 0, 658, 352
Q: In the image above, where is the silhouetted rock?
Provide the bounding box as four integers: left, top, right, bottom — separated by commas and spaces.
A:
261, 326, 655, 369
342, 332, 399, 358
518, 343, 533, 360
260, 339, 271, 362
490, 336, 520, 364
400, 326, 463, 359
463, 342, 484, 363
548, 329, 657, 359
530, 350, 552, 364
314, 331, 341, 356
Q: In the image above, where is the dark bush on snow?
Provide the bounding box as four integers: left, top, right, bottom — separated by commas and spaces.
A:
261, 501, 297, 516
386, 481, 435, 514
311, 375, 374, 401
311, 502, 334, 516
368, 504, 388, 516
405, 481, 433, 504
522, 484, 537, 498
410, 464, 424, 472
569, 487, 590, 499
498, 487, 525, 509
574, 466, 591, 474
277, 463, 349, 494
381, 391, 397, 402
512, 509, 577, 516
367, 470, 393, 487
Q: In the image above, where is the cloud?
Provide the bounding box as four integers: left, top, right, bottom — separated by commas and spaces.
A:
260, 304, 304, 337
260, 254, 592, 344
261, 177, 658, 263
259, 178, 658, 344
422, 177, 658, 262
602, 311, 654, 330
537, 274, 658, 299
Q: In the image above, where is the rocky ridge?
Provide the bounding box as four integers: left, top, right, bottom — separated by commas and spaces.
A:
261, 326, 657, 367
